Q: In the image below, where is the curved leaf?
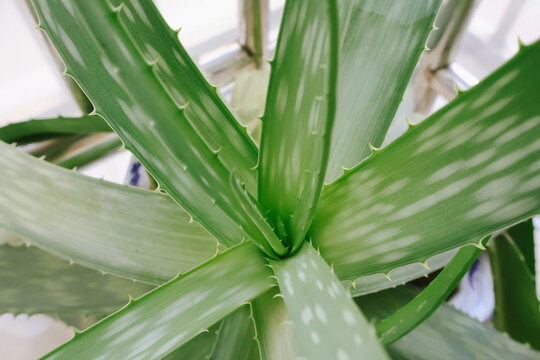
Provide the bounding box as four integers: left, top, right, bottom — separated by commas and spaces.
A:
313, 40, 540, 281
0, 244, 152, 327
0, 115, 111, 145
270, 243, 388, 360
0, 141, 218, 284
357, 286, 540, 360
258, 0, 339, 251
43, 243, 275, 360
325, 0, 441, 183
489, 229, 540, 350
31, 0, 283, 255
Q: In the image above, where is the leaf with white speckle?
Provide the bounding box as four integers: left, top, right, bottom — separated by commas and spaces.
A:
271, 243, 388, 359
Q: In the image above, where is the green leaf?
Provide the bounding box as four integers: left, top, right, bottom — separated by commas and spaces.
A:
270, 243, 388, 360
166, 305, 257, 360
312, 40, 540, 282
325, 0, 441, 183
108, 0, 258, 195
258, 0, 339, 251
350, 248, 457, 296
0, 141, 218, 284
56, 134, 123, 169
375, 236, 488, 344
0, 115, 111, 145
43, 243, 275, 360
251, 289, 299, 360
31, 0, 281, 254
357, 286, 540, 360
208, 305, 259, 360
0, 244, 152, 327
489, 229, 540, 350
506, 218, 536, 275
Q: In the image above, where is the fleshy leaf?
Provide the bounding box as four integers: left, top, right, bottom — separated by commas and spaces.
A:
31, 0, 282, 255
325, 0, 441, 183
43, 243, 275, 360
251, 289, 299, 360
270, 243, 388, 359
0, 115, 111, 145
375, 236, 488, 344
108, 0, 258, 195
0, 141, 218, 284
489, 228, 540, 350
258, 0, 339, 250
312, 40, 540, 281
0, 244, 152, 327
357, 286, 540, 360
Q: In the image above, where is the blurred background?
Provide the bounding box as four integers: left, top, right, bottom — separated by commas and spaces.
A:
0, 0, 539, 358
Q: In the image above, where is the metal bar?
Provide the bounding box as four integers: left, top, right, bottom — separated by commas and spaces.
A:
239, 0, 269, 68
414, 0, 477, 114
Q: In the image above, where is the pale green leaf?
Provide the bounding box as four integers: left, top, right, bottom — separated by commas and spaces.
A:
108, 0, 258, 195
0, 141, 218, 284
375, 236, 488, 344
0, 115, 111, 145
313, 40, 540, 281
31, 0, 280, 254
258, 0, 339, 250
357, 286, 540, 359
489, 228, 540, 350
43, 243, 275, 360
208, 305, 259, 360
325, 0, 441, 183
349, 248, 457, 296
252, 289, 299, 360
0, 244, 152, 327
270, 243, 388, 360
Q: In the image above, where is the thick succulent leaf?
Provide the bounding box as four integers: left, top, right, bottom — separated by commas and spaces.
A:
43, 243, 275, 360
375, 236, 488, 344
489, 230, 540, 350
325, 0, 441, 183
208, 305, 259, 360
258, 0, 339, 250
270, 243, 388, 360
313, 40, 540, 281
350, 248, 457, 296
55, 134, 123, 169
357, 287, 540, 360
0, 141, 218, 284
0, 244, 152, 327
164, 323, 221, 360
0, 115, 111, 145
166, 305, 257, 360
506, 218, 536, 275
31, 0, 281, 254
108, 0, 258, 195
252, 289, 299, 360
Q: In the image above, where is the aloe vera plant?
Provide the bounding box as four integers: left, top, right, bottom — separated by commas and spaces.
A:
1, 0, 540, 358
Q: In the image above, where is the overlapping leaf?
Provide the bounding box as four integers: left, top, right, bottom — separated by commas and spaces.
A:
357, 287, 540, 359
43, 243, 274, 359
108, 0, 258, 194
0, 115, 110, 145
0, 244, 152, 327
31, 0, 283, 255
271, 243, 388, 359
489, 228, 540, 350
0, 141, 218, 284
312, 41, 540, 281
258, 0, 339, 251
325, 0, 441, 183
